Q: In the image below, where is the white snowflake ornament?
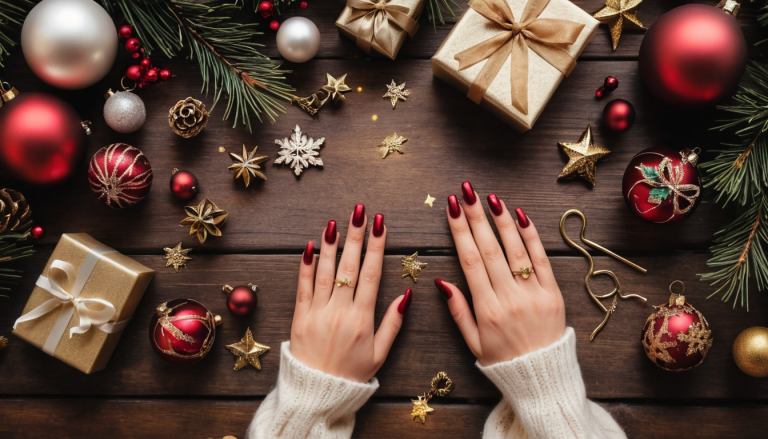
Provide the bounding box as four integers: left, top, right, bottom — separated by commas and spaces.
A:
275, 125, 325, 177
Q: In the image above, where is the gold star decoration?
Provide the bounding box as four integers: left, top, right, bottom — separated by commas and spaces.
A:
593, 0, 644, 51
378, 133, 408, 158
322, 73, 351, 104
424, 194, 436, 207
180, 198, 228, 244
557, 125, 610, 186
402, 252, 427, 282
228, 144, 269, 187
163, 242, 192, 272
226, 327, 270, 371
383, 80, 410, 109
411, 395, 434, 424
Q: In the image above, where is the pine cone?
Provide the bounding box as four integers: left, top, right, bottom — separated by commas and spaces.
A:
168, 97, 209, 138
0, 336, 7, 350
0, 189, 32, 234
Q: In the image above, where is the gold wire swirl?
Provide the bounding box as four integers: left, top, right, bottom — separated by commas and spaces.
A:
429, 371, 453, 398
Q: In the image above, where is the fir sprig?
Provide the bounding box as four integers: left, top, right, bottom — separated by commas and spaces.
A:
0, 230, 34, 295
427, 0, 462, 27
0, 0, 34, 67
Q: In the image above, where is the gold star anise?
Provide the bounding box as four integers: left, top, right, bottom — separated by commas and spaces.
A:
180, 198, 228, 244
229, 145, 268, 187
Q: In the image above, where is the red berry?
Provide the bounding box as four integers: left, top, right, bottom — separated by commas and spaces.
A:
604, 76, 619, 90
131, 52, 141, 59
125, 65, 142, 81
143, 67, 159, 82
595, 86, 605, 98
258, 1, 274, 18
269, 20, 280, 31
118, 24, 133, 39
300, 1, 308, 9
31, 225, 44, 239
125, 37, 141, 53
159, 68, 172, 82
140, 58, 152, 71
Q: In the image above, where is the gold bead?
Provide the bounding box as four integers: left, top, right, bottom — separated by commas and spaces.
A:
214, 315, 223, 326
733, 326, 768, 378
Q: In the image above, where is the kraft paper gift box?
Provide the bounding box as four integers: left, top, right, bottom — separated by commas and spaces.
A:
431, 0, 599, 132
13, 233, 154, 374
336, 0, 425, 60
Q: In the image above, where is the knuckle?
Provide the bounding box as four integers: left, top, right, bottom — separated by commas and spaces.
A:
482, 246, 505, 263
299, 269, 315, 282
346, 232, 365, 245
462, 252, 484, 269
452, 223, 471, 236
388, 319, 402, 335
451, 309, 467, 326
360, 267, 380, 284
532, 255, 551, 269
296, 291, 313, 304
510, 249, 529, 262
316, 275, 334, 289
495, 216, 516, 230
485, 308, 502, 326
339, 261, 358, 276
366, 241, 385, 253
466, 211, 486, 224
504, 301, 522, 317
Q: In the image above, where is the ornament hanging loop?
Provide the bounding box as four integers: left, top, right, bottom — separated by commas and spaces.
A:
120, 76, 137, 92
668, 280, 686, 306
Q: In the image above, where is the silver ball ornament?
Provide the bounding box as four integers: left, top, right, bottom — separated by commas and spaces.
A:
104, 91, 146, 133
21, 0, 118, 89
276, 17, 320, 63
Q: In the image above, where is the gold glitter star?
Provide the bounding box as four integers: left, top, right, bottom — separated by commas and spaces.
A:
226, 327, 270, 371
383, 80, 410, 109
557, 125, 610, 186
378, 133, 407, 158
229, 144, 268, 187
424, 194, 436, 207
402, 252, 427, 283
321, 73, 351, 104
163, 242, 192, 272
593, 0, 644, 51
411, 395, 434, 424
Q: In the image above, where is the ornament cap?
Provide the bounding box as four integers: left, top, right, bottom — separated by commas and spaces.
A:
104, 88, 116, 99
223, 285, 233, 294
668, 280, 686, 306
716, 0, 740, 17
214, 315, 222, 326
80, 120, 92, 136
680, 148, 700, 167
0, 82, 19, 102
248, 283, 258, 292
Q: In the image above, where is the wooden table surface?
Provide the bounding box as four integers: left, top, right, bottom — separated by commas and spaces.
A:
2, 1, 767, 438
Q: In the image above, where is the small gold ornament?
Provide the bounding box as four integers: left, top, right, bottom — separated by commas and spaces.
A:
378, 133, 407, 159
169, 97, 209, 138
0, 335, 8, 350
226, 327, 270, 371
733, 326, 768, 378
557, 125, 610, 186
229, 145, 269, 187
410, 371, 453, 424
163, 242, 192, 272
402, 252, 427, 283
180, 198, 228, 244
383, 80, 410, 109
0, 188, 32, 234
424, 194, 436, 208
593, 0, 645, 51
291, 73, 351, 116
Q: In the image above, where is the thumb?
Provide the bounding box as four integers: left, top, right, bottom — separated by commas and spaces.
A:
373, 288, 412, 367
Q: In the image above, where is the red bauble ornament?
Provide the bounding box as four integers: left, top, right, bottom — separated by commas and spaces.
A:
639, 4, 747, 107
118, 24, 133, 39
0, 93, 86, 185
642, 282, 712, 372
300, 1, 308, 9
595, 87, 605, 98
126, 65, 142, 81
604, 76, 618, 90
159, 68, 172, 82
131, 51, 141, 59
170, 168, 198, 201
88, 143, 153, 209
143, 67, 159, 82
602, 99, 635, 132
223, 284, 258, 317
258, 1, 274, 18
622, 146, 701, 224
140, 58, 151, 71
269, 20, 280, 31
149, 299, 222, 365
31, 225, 44, 239
124, 37, 141, 53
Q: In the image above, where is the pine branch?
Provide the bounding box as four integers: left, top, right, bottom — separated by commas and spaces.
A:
0, 230, 34, 295
426, 0, 462, 27
711, 62, 768, 138
699, 133, 768, 207
0, 0, 34, 68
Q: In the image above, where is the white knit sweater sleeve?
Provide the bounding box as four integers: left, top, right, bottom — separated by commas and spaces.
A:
477, 328, 626, 439
246, 341, 379, 439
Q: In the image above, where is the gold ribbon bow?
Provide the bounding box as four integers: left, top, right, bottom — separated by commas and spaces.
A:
454, 0, 585, 114
344, 0, 418, 56
630, 155, 701, 223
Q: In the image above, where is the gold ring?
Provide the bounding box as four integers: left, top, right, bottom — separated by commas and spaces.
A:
512, 266, 534, 279
334, 278, 354, 288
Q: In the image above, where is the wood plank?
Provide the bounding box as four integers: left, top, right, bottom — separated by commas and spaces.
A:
2, 253, 767, 399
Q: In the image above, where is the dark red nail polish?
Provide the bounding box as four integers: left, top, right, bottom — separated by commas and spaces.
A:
373, 213, 384, 237
324, 220, 337, 245
352, 204, 365, 228
461, 181, 477, 205
515, 208, 530, 228
303, 241, 314, 265
488, 193, 503, 216
434, 278, 452, 300
398, 288, 413, 315
448, 195, 461, 219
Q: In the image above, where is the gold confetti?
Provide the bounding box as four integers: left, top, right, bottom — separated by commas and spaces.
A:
425, 194, 436, 207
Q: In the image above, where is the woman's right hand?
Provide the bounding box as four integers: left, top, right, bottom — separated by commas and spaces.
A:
434, 182, 566, 366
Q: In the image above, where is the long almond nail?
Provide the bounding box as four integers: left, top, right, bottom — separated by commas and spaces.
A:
398, 288, 413, 315
488, 193, 503, 216
461, 181, 477, 205
324, 220, 337, 245
373, 213, 384, 237
352, 204, 365, 228
434, 278, 452, 300
303, 241, 314, 265
448, 195, 461, 219
515, 208, 530, 228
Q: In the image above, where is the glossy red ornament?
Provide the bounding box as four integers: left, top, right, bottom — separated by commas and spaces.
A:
125, 65, 142, 81
140, 58, 151, 71
131, 51, 141, 59
602, 99, 635, 132
269, 20, 280, 31
639, 4, 747, 107
118, 24, 133, 39
124, 37, 141, 53
170, 168, 198, 201
622, 146, 701, 224
88, 143, 153, 208
149, 299, 221, 365
258, 1, 274, 18
604, 76, 618, 90
143, 67, 159, 82
0, 93, 86, 185
224, 284, 258, 317
31, 225, 44, 239
159, 68, 172, 82
300, 1, 308, 9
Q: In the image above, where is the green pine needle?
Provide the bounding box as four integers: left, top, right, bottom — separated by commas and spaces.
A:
0, 230, 34, 294
426, 0, 462, 28
0, 0, 34, 67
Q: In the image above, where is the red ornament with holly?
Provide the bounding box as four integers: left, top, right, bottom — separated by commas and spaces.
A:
149, 299, 221, 365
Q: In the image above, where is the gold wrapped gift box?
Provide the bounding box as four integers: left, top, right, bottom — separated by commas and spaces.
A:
336, 0, 424, 60
13, 233, 154, 374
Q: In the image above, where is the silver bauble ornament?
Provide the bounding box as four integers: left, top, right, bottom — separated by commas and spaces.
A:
276, 17, 320, 63
21, 0, 118, 89
104, 89, 146, 133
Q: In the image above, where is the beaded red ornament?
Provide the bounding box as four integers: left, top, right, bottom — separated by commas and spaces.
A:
88, 143, 153, 209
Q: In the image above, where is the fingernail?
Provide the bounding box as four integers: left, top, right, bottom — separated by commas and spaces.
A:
461, 181, 477, 205
515, 208, 530, 228
324, 220, 337, 245
303, 241, 314, 265
448, 194, 461, 219
398, 288, 413, 315
488, 193, 503, 216
372, 213, 384, 237
434, 278, 452, 300
352, 204, 365, 228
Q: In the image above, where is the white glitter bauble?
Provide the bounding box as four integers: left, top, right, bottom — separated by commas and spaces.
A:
21, 0, 118, 89
276, 17, 320, 63
104, 91, 146, 133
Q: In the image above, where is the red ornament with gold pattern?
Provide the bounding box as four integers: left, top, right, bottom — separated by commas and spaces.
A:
88, 143, 153, 209
149, 299, 222, 365
622, 146, 701, 224
641, 281, 713, 372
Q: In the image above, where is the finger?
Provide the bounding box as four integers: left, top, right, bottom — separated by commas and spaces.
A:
514, 209, 559, 293
461, 182, 515, 292
330, 204, 367, 306
313, 220, 339, 307
488, 194, 537, 286
373, 288, 411, 366
446, 194, 495, 303
435, 278, 481, 357
294, 240, 316, 322
355, 213, 386, 311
